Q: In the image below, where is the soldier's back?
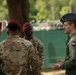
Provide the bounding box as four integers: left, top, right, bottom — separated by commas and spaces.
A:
1, 35, 34, 75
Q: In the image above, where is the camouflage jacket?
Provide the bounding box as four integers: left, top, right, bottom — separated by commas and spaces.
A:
0, 35, 40, 75
24, 36, 44, 67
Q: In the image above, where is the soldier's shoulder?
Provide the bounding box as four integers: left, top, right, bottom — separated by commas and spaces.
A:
21, 38, 33, 46
71, 34, 76, 41
0, 39, 7, 44
33, 37, 44, 46
33, 37, 41, 43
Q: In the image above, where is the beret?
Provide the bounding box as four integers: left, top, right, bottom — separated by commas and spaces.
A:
0, 22, 2, 28
60, 13, 76, 24
8, 20, 22, 31
23, 22, 30, 32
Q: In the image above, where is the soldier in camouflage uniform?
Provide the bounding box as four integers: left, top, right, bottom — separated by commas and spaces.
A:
23, 22, 44, 75
52, 13, 76, 75
0, 22, 4, 75
0, 20, 41, 75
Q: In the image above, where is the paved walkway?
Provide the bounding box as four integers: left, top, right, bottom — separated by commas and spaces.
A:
41, 70, 65, 75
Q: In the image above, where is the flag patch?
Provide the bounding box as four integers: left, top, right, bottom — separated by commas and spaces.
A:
72, 42, 76, 46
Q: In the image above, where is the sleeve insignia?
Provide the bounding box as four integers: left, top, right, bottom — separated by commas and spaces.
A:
72, 41, 76, 46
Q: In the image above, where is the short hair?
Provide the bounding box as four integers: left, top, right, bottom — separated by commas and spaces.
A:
7, 24, 20, 31
68, 20, 76, 28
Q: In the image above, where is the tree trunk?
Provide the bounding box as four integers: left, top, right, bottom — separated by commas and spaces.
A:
6, 0, 29, 37
6, 0, 29, 25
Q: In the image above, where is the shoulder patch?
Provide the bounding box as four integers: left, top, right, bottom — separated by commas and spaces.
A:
72, 41, 76, 46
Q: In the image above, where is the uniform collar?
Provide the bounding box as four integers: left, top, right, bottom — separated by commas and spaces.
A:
9, 35, 20, 38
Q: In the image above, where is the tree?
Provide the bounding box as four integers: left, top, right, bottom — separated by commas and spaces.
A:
69, 0, 76, 13
1, 0, 76, 23
6, 0, 29, 25
6, 0, 29, 37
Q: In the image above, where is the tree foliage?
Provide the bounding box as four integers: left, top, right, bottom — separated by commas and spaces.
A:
29, 0, 76, 21
0, 0, 8, 20
0, 0, 76, 21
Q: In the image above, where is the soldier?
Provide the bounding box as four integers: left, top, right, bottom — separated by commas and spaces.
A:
0, 22, 4, 75
52, 13, 76, 75
23, 22, 44, 75
0, 20, 41, 75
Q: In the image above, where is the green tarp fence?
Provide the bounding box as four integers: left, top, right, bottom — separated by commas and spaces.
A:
33, 30, 67, 69
0, 30, 67, 69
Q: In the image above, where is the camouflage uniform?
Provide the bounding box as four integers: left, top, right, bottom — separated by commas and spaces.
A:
0, 35, 40, 75
24, 36, 44, 75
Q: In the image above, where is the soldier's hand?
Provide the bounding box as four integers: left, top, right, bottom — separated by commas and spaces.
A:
52, 63, 61, 70
58, 60, 64, 65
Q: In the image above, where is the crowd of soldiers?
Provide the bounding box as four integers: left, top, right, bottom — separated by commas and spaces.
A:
0, 20, 44, 75
1, 12, 76, 75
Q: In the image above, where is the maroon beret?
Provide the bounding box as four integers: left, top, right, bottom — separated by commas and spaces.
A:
23, 22, 30, 32
0, 22, 2, 28
8, 20, 22, 31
